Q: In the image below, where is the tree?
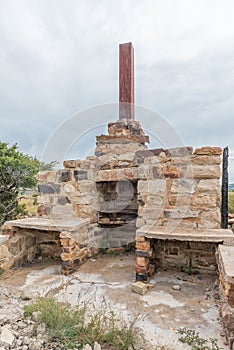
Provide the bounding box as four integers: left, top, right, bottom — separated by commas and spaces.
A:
0, 142, 56, 225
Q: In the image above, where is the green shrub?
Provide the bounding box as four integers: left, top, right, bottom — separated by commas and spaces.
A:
177, 328, 223, 350
229, 191, 234, 214
24, 297, 137, 349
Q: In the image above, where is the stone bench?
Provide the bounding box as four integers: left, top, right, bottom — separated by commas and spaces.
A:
137, 225, 234, 244
1, 217, 102, 274
4, 217, 90, 232
135, 226, 234, 281
217, 245, 234, 349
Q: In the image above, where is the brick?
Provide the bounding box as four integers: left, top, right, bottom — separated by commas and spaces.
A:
135, 265, 148, 274
60, 238, 71, 246
136, 249, 153, 257
136, 256, 149, 267
136, 241, 151, 251
136, 273, 148, 281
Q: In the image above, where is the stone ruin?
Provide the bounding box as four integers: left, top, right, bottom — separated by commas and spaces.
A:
1, 42, 234, 348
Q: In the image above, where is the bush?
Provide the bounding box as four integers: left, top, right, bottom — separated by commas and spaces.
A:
24, 297, 136, 350
229, 191, 234, 214
177, 328, 223, 350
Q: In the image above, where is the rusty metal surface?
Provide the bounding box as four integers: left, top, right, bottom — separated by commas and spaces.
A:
119, 42, 134, 120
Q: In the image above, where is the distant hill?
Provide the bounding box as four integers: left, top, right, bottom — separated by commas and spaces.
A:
229, 184, 234, 191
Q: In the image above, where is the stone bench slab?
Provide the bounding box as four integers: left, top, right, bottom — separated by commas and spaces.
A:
4, 217, 90, 233
137, 225, 234, 245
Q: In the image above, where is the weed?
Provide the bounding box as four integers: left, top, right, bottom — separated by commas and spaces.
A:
24, 297, 137, 349
0, 267, 3, 277
177, 328, 223, 350
100, 247, 107, 254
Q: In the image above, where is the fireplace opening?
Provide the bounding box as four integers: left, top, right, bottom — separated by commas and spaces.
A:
96, 180, 138, 248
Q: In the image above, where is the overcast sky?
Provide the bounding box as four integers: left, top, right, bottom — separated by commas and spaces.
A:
1, 0, 234, 179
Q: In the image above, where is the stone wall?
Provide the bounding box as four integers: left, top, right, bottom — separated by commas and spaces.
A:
0, 235, 12, 270
0, 225, 61, 269
136, 146, 222, 231
60, 223, 103, 274
37, 157, 98, 223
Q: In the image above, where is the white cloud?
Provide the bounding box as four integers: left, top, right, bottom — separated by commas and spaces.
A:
0, 0, 234, 177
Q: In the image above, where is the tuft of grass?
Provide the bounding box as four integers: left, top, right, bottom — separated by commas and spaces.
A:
177, 328, 223, 350
24, 297, 137, 349
0, 267, 3, 277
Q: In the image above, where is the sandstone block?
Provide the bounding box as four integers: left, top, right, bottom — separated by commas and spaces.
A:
164, 207, 198, 219
137, 165, 151, 179
63, 183, 77, 193
194, 146, 222, 155
63, 160, 76, 168
168, 194, 192, 206
191, 155, 221, 165
141, 207, 163, 220
187, 165, 221, 179
165, 147, 193, 157
138, 180, 166, 194
192, 194, 219, 208
37, 171, 57, 183
196, 179, 220, 193
0, 243, 9, 260
78, 180, 97, 195
171, 179, 195, 194
131, 281, 147, 295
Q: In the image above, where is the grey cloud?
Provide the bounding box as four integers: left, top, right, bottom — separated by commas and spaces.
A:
0, 0, 234, 179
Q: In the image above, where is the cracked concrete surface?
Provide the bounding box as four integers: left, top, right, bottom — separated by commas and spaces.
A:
0, 253, 229, 349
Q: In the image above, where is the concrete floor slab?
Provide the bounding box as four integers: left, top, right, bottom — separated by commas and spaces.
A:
0, 253, 229, 349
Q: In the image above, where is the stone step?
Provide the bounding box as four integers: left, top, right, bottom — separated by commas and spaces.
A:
137, 225, 234, 245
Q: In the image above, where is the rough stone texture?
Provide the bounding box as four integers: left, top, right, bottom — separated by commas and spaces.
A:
217, 245, 234, 348
136, 148, 222, 230
194, 146, 222, 155
136, 226, 234, 244
0, 218, 92, 272
152, 239, 217, 273
131, 281, 147, 295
